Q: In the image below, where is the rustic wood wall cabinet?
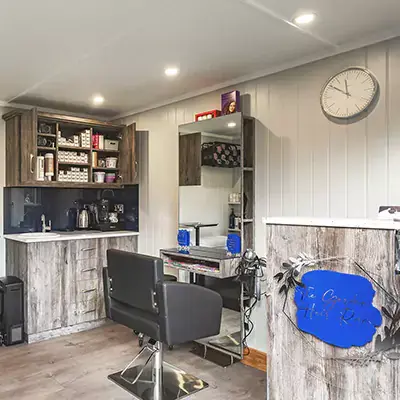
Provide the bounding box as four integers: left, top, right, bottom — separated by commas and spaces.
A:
6, 235, 138, 343
3, 108, 137, 188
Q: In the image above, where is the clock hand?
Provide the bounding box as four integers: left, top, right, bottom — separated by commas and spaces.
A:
329, 85, 348, 96
344, 79, 350, 96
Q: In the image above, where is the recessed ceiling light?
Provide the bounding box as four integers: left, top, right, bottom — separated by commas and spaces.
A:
92, 95, 104, 105
293, 13, 316, 25
165, 67, 180, 77
227, 122, 237, 128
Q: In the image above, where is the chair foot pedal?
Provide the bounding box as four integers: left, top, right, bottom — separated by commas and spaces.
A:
108, 362, 209, 400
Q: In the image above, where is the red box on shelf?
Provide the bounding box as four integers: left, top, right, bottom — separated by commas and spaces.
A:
195, 109, 221, 122
92, 134, 99, 149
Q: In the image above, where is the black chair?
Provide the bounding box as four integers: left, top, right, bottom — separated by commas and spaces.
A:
135, 274, 177, 348
104, 249, 223, 400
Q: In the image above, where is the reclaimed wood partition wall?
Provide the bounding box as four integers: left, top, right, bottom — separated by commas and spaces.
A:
265, 224, 400, 400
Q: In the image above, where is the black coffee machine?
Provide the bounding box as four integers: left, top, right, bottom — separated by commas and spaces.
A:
94, 198, 121, 231
0, 277, 24, 346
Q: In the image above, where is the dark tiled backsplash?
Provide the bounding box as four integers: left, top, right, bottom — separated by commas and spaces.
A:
3, 186, 139, 233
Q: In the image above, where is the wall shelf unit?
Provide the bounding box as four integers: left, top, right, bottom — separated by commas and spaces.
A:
3, 108, 138, 188
241, 116, 255, 251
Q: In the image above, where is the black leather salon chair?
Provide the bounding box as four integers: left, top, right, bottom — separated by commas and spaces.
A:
104, 249, 223, 400
135, 273, 177, 348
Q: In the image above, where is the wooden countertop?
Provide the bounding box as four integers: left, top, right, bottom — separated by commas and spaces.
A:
263, 217, 400, 230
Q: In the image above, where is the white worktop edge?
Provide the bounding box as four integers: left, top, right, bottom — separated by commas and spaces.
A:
263, 217, 400, 230
4, 230, 139, 243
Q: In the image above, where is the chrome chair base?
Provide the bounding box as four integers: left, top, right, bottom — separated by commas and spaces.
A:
108, 342, 209, 400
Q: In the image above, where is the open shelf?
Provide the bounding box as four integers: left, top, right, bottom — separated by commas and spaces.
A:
228, 228, 241, 233
37, 146, 56, 151
58, 145, 91, 151
93, 149, 119, 154
228, 202, 241, 205
243, 167, 254, 172
93, 167, 119, 171
91, 182, 121, 188
58, 162, 90, 167
12, 181, 122, 189
179, 113, 242, 137
37, 132, 56, 138
242, 219, 254, 223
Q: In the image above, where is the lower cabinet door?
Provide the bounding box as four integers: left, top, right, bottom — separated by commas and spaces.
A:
102, 236, 138, 256
27, 241, 68, 334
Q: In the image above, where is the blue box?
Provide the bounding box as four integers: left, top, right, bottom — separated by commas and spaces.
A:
227, 233, 241, 255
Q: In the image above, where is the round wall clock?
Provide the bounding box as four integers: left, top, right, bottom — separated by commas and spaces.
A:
320, 67, 379, 121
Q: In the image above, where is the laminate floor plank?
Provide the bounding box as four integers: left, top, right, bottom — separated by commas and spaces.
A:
0, 324, 265, 400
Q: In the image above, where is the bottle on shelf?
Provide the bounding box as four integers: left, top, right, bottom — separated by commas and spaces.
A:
44, 153, 54, 181
229, 208, 236, 229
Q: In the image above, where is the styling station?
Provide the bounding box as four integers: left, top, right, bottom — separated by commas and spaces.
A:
1, 4, 400, 400
160, 112, 256, 366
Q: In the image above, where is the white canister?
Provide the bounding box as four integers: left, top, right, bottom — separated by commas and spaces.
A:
94, 171, 105, 183
106, 157, 118, 168
98, 135, 104, 150
36, 156, 45, 181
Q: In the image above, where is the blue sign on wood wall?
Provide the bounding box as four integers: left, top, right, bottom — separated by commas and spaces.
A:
294, 270, 382, 348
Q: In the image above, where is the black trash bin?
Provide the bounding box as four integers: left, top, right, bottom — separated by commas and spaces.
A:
0, 276, 24, 346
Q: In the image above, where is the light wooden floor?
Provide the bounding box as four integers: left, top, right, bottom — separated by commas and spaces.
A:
0, 324, 265, 400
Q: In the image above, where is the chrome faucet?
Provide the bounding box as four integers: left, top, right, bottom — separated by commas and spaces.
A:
41, 214, 52, 233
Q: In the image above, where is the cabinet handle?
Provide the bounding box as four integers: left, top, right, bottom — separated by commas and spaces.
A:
134, 161, 138, 180
83, 309, 96, 314
82, 288, 97, 293
81, 247, 96, 252
30, 154, 35, 174
81, 268, 96, 273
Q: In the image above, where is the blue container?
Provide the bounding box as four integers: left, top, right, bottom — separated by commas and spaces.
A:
177, 229, 191, 253
227, 233, 241, 255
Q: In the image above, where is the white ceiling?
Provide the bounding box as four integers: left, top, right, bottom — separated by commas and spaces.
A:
1, 0, 399, 118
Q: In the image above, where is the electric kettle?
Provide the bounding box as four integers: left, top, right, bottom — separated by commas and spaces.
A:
77, 208, 89, 229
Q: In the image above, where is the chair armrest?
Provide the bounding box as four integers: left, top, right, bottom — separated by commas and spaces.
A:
159, 282, 223, 346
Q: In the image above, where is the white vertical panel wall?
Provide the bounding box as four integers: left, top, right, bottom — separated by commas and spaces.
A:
0, 108, 6, 277
121, 37, 400, 352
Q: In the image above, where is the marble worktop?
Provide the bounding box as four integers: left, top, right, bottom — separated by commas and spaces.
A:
263, 217, 400, 230
4, 230, 139, 243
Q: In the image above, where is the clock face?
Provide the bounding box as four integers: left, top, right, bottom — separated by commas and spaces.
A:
321, 67, 379, 119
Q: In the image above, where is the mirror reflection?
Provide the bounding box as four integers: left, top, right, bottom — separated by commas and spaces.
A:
178, 113, 244, 359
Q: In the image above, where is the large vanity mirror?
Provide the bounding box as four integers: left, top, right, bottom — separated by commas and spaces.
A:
172, 112, 255, 363
179, 113, 243, 248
